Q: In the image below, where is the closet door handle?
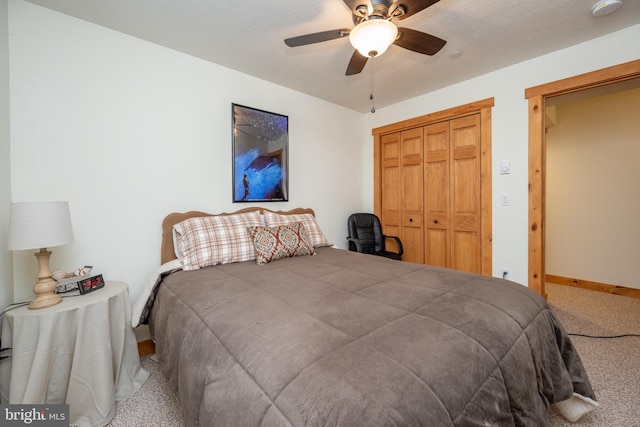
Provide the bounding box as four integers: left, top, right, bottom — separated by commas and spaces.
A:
409, 218, 413, 222
434, 219, 439, 224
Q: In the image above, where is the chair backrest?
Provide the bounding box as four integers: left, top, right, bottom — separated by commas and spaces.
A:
347, 213, 385, 254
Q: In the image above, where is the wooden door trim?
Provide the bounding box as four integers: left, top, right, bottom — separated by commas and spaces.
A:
372, 98, 495, 136
373, 98, 493, 276
526, 59, 640, 298
479, 108, 492, 277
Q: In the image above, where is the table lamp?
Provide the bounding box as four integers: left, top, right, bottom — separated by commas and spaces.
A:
7, 201, 74, 309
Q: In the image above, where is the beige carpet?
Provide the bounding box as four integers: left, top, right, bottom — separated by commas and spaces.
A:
111, 283, 640, 426
108, 355, 183, 426
546, 283, 640, 426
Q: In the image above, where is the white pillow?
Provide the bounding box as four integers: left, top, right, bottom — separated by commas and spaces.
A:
263, 211, 332, 248
173, 211, 263, 270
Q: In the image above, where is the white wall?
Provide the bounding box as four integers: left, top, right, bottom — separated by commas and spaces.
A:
8, 0, 366, 306
546, 89, 640, 289
365, 24, 640, 286
7, 0, 640, 312
0, 0, 13, 312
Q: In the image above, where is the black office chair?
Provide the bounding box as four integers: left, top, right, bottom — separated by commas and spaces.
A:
347, 213, 403, 260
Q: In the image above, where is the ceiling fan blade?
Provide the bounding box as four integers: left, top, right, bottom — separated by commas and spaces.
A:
284, 29, 350, 47
346, 50, 369, 75
389, 0, 440, 20
394, 27, 446, 55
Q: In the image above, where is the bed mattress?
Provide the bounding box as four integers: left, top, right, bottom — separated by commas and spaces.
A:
146, 247, 595, 426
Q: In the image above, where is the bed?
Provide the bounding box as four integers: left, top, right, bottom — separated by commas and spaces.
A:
134, 207, 598, 426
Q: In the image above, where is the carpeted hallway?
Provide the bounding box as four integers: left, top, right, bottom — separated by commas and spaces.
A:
110, 283, 640, 426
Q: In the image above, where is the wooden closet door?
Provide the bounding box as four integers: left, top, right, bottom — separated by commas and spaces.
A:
450, 114, 481, 273
400, 127, 424, 263
424, 114, 481, 273
380, 132, 402, 251
424, 121, 450, 268
373, 99, 493, 276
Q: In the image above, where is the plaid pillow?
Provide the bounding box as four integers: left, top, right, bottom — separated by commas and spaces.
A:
174, 211, 263, 270
248, 222, 315, 265
263, 211, 332, 247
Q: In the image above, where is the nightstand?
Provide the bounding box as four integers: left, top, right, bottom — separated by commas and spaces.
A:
0, 281, 150, 427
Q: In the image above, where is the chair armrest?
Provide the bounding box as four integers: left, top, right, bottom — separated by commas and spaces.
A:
347, 237, 364, 253
382, 235, 403, 256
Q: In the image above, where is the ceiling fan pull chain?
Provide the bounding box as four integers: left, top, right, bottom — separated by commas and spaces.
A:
370, 57, 376, 113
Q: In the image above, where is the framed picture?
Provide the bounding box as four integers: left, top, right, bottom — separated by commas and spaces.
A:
232, 104, 289, 202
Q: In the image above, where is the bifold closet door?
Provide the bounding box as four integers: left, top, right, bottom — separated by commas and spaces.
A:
424, 121, 450, 268
380, 132, 402, 255
450, 114, 481, 274
400, 127, 424, 264
424, 114, 481, 273
379, 128, 424, 263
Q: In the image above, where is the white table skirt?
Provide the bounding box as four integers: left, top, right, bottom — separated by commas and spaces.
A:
0, 281, 150, 427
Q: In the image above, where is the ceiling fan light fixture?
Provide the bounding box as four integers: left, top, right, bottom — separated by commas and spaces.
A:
349, 19, 398, 58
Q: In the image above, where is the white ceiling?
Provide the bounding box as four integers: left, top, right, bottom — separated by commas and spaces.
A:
24, 0, 640, 113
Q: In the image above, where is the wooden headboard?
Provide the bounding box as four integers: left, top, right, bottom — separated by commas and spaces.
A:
161, 207, 316, 264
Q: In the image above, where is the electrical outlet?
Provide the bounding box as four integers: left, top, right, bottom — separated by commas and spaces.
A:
501, 268, 510, 280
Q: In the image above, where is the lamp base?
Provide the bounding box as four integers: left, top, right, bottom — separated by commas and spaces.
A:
28, 286, 62, 309
28, 248, 63, 310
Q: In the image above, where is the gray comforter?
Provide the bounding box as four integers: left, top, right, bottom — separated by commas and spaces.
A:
148, 247, 595, 426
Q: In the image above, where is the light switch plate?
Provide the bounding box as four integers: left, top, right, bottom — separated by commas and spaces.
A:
500, 160, 510, 174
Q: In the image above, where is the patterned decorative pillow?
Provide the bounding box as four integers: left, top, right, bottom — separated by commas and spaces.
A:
173, 211, 263, 270
263, 211, 332, 248
248, 222, 315, 265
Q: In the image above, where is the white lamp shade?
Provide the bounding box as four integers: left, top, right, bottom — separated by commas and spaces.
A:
349, 19, 398, 58
8, 201, 74, 250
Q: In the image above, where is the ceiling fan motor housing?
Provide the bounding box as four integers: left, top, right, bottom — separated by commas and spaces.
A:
284, 0, 445, 75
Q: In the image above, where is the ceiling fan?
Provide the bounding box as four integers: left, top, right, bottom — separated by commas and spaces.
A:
284, 0, 446, 76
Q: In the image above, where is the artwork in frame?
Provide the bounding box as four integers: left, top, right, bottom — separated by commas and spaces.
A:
232, 104, 289, 202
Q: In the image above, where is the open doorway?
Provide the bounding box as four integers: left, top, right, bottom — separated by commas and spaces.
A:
545, 80, 640, 297
525, 59, 640, 298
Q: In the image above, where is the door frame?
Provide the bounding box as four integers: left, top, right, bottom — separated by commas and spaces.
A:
525, 59, 640, 298
372, 98, 494, 276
